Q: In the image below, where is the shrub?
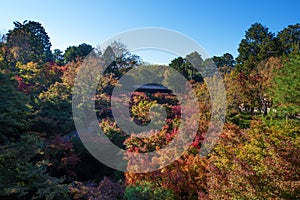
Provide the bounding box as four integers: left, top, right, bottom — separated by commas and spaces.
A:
69, 177, 125, 200
124, 181, 175, 200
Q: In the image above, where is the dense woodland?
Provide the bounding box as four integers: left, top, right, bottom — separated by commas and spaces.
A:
0, 20, 299, 199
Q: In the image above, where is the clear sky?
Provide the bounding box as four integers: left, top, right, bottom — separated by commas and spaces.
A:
1, 0, 299, 64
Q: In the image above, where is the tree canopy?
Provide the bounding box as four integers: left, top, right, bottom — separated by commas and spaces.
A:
6, 20, 52, 64
64, 43, 93, 63
236, 23, 278, 74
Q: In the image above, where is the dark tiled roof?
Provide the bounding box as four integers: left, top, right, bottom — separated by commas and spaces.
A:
134, 83, 172, 93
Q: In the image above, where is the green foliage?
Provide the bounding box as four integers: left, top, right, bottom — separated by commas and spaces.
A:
269, 54, 300, 119
212, 53, 235, 68
53, 49, 65, 66
0, 71, 30, 143
36, 184, 70, 200
130, 97, 159, 126
6, 20, 52, 64
128, 65, 164, 84
33, 61, 78, 135
36, 82, 74, 134
228, 112, 252, 128
99, 119, 128, 148
124, 181, 175, 200
64, 43, 93, 63
169, 54, 203, 82
0, 134, 70, 200
236, 23, 278, 74
277, 23, 300, 55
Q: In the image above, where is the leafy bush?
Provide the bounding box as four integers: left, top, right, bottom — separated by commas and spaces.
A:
124, 181, 175, 200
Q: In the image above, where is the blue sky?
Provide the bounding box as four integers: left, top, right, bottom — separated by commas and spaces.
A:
1, 0, 299, 64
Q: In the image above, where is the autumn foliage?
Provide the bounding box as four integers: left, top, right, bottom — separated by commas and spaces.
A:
0, 20, 299, 199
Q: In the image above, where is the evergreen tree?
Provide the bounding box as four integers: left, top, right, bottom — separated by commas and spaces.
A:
236, 23, 278, 74
277, 23, 300, 55
6, 20, 52, 64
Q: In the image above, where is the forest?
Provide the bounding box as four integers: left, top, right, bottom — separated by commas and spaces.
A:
0, 20, 299, 199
